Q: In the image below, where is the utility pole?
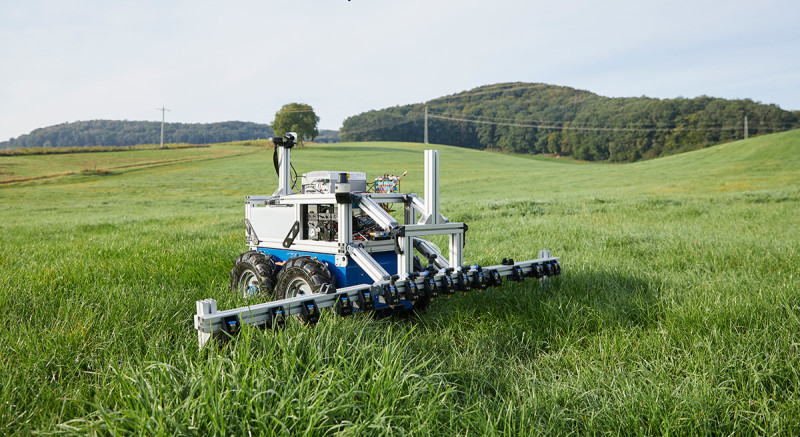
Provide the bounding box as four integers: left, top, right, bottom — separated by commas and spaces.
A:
156, 106, 170, 148
424, 103, 428, 144
744, 115, 749, 139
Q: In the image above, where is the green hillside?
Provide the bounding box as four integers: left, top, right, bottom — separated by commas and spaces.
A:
1, 131, 798, 434
341, 82, 800, 162
1, 119, 342, 150
0, 120, 279, 150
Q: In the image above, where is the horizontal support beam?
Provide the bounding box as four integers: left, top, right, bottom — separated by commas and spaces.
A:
367, 193, 408, 203
399, 223, 465, 237
272, 193, 412, 206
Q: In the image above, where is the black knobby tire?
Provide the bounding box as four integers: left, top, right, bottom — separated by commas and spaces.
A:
230, 250, 278, 298
275, 256, 334, 300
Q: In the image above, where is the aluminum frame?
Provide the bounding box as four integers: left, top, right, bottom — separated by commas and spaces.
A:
196, 148, 560, 348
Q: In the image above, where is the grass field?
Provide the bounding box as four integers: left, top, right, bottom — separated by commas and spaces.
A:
0, 143, 257, 184
1, 131, 799, 435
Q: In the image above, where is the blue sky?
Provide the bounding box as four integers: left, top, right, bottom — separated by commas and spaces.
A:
1, 0, 798, 142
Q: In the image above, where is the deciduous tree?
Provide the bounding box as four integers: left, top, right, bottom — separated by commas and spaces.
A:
270, 103, 320, 142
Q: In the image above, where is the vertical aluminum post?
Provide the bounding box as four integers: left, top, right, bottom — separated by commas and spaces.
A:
273, 145, 294, 196
338, 202, 352, 246
449, 233, 463, 268
404, 202, 417, 225
336, 202, 353, 267
397, 236, 414, 276
422, 149, 441, 224
195, 299, 217, 349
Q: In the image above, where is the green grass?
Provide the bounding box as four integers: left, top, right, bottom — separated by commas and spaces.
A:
0, 143, 260, 183
0, 143, 212, 157
1, 132, 799, 435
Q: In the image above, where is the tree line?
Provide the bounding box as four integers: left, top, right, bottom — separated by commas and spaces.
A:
5, 121, 329, 150
340, 83, 800, 162
1, 120, 278, 149
2, 119, 343, 149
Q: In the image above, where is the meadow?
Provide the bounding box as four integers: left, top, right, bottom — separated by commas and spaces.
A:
1, 131, 798, 435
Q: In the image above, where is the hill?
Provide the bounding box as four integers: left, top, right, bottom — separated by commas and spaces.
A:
340, 82, 800, 162
1, 120, 342, 149
1, 132, 799, 434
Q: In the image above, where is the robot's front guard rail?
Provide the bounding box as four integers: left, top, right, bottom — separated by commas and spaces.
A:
194, 253, 561, 348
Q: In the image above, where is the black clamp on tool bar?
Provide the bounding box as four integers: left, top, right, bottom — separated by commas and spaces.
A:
514, 266, 525, 282
472, 265, 490, 290
458, 266, 472, 293
299, 299, 320, 325
441, 268, 456, 295
222, 314, 240, 336
383, 276, 401, 306
358, 289, 375, 311
423, 272, 439, 299
489, 270, 502, 287
268, 306, 286, 331
502, 258, 524, 282
528, 263, 544, 279
334, 292, 353, 317
404, 273, 422, 301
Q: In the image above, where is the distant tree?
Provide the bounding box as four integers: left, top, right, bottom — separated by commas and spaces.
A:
270, 103, 320, 142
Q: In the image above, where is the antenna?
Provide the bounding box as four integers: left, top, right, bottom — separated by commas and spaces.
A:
156, 106, 171, 148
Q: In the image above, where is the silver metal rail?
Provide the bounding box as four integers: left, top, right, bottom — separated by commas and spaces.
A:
195, 252, 561, 348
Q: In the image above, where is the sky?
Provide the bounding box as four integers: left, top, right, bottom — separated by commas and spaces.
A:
1, 0, 799, 142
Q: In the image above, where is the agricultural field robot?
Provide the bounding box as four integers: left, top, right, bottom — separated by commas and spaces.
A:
194, 134, 560, 347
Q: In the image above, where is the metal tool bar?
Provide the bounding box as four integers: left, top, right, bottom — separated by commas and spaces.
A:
195, 255, 560, 348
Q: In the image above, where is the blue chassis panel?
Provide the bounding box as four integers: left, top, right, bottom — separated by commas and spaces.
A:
255, 247, 411, 311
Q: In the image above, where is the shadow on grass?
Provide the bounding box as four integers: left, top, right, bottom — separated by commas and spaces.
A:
419, 268, 664, 347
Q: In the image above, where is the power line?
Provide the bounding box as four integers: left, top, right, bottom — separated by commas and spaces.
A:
273, 109, 318, 114
342, 108, 795, 138
429, 113, 707, 132
425, 111, 794, 133
340, 116, 424, 135
427, 83, 556, 104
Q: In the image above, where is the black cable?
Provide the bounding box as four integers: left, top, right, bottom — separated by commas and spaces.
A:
273, 145, 279, 176
290, 163, 298, 190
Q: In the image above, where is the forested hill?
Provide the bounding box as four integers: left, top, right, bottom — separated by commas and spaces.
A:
1, 120, 341, 149
340, 83, 800, 162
